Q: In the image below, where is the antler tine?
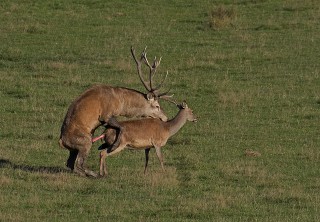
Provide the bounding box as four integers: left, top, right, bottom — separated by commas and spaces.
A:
150, 56, 161, 76
131, 46, 151, 91
146, 57, 160, 89
141, 50, 152, 68
140, 48, 155, 90
152, 56, 162, 69
153, 70, 169, 91
131, 47, 168, 94
142, 46, 148, 56
157, 87, 173, 98
159, 94, 178, 106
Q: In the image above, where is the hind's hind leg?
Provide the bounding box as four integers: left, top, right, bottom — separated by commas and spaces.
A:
102, 117, 123, 152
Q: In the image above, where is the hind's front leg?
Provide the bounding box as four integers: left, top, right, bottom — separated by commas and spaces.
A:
144, 148, 151, 174
154, 145, 165, 172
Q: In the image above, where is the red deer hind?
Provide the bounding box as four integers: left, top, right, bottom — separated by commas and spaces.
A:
59, 47, 172, 177
98, 101, 197, 177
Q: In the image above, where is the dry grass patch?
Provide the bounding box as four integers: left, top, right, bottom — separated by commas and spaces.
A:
41, 172, 75, 190
245, 150, 262, 157
217, 160, 284, 188
47, 61, 78, 70
0, 175, 12, 186
29, 61, 78, 74
218, 89, 254, 108
262, 186, 306, 206
114, 59, 132, 72
213, 193, 232, 209
208, 6, 237, 30
144, 167, 179, 189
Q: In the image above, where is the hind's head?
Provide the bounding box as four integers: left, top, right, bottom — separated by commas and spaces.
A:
178, 101, 197, 122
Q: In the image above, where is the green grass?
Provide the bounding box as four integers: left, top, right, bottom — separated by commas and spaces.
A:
1, 0, 320, 221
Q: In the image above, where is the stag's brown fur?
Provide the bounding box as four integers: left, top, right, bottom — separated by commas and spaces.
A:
59, 47, 173, 177
59, 84, 168, 177
98, 102, 196, 177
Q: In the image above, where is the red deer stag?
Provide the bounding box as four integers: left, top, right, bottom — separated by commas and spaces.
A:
59, 47, 172, 177
97, 101, 197, 177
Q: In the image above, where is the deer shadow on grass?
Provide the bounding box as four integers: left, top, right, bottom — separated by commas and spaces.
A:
0, 158, 70, 174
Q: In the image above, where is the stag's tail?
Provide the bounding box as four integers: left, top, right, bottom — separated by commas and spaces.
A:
58, 138, 66, 149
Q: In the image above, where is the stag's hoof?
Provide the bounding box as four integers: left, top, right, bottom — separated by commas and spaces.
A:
66, 161, 77, 172
73, 167, 87, 177
73, 167, 98, 178
84, 169, 98, 178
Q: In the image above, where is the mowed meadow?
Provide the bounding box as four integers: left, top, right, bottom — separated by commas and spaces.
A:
0, 0, 319, 221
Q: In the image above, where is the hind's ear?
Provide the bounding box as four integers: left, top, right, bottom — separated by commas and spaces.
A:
177, 101, 188, 109
181, 100, 188, 109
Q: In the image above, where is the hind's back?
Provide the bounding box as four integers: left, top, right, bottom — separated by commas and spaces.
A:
103, 118, 167, 148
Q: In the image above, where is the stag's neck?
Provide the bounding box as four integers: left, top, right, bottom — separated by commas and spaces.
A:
120, 89, 146, 117
166, 109, 187, 137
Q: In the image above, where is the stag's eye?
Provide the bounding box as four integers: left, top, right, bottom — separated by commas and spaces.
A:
155, 105, 160, 111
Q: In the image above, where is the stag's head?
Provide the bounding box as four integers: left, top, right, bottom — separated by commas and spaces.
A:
139, 92, 167, 121
131, 46, 173, 122
178, 101, 197, 122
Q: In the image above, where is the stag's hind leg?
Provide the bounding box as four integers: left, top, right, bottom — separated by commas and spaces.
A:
74, 148, 98, 178
66, 149, 78, 170
71, 134, 98, 178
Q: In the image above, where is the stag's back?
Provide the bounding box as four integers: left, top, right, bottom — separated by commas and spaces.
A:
60, 85, 145, 137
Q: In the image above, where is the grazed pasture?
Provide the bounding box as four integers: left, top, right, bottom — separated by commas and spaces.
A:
0, 0, 319, 221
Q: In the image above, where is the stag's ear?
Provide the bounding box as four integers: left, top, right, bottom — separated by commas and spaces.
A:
146, 92, 155, 101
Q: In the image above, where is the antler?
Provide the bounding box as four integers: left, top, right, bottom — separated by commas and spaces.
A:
158, 94, 178, 106
131, 46, 169, 97
141, 51, 162, 90
131, 46, 151, 92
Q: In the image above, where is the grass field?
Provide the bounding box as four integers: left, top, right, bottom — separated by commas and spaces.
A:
0, 0, 319, 221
